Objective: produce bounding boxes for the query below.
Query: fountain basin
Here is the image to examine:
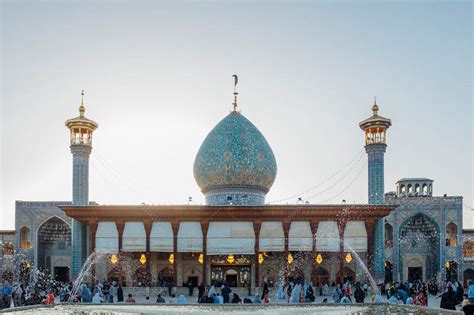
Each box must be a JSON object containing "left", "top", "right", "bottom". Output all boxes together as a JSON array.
[{"left": 0, "top": 303, "right": 462, "bottom": 314}]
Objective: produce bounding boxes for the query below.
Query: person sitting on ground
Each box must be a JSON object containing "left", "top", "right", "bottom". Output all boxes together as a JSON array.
[
  {"left": 125, "top": 293, "right": 136, "bottom": 303},
  {"left": 243, "top": 298, "right": 253, "bottom": 303},
  {"left": 254, "top": 295, "right": 262, "bottom": 304},
  {"left": 213, "top": 293, "right": 223, "bottom": 304},
  {"left": 43, "top": 290, "right": 55, "bottom": 305},
  {"left": 231, "top": 293, "right": 241, "bottom": 304},
  {"left": 405, "top": 292, "right": 415, "bottom": 305},
  {"left": 143, "top": 296, "right": 153, "bottom": 304},
  {"left": 91, "top": 292, "right": 103, "bottom": 304},
  {"left": 388, "top": 288, "right": 398, "bottom": 304},
  {"left": 372, "top": 294, "right": 383, "bottom": 304},
  {"left": 156, "top": 293, "right": 165, "bottom": 303},
  {"left": 178, "top": 294, "right": 187, "bottom": 304},
  {"left": 468, "top": 280, "right": 474, "bottom": 299},
  {"left": 415, "top": 290, "right": 427, "bottom": 306}
]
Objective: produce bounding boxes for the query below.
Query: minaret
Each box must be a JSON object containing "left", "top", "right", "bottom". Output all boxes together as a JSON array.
[
  {"left": 359, "top": 98, "right": 391, "bottom": 283},
  {"left": 65, "top": 91, "right": 98, "bottom": 279}
]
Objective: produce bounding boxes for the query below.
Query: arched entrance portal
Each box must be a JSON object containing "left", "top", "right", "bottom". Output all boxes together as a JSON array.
[
  {"left": 399, "top": 213, "right": 439, "bottom": 282},
  {"left": 37, "top": 217, "right": 71, "bottom": 282}
]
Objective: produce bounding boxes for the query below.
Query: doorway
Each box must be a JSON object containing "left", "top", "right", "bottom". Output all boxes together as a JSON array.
[
  {"left": 408, "top": 267, "right": 422, "bottom": 282},
  {"left": 225, "top": 269, "right": 238, "bottom": 287},
  {"left": 54, "top": 266, "right": 70, "bottom": 283},
  {"left": 211, "top": 265, "right": 250, "bottom": 287}
]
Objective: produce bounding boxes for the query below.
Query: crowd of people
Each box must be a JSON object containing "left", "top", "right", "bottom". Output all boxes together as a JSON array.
[{"left": 2, "top": 277, "right": 474, "bottom": 313}]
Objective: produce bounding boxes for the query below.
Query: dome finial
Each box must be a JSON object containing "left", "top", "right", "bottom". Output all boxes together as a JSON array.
[
  {"left": 372, "top": 96, "right": 379, "bottom": 115},
  {"left": 79, "top": 90, "right": 85, "bottom": 117},
  {"left": 232, "top": 74, "right": 238, "bottom": 111}
]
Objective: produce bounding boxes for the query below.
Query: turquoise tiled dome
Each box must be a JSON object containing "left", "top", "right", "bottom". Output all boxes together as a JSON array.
[{"left": 193, "top": 111, "right": 277, "bottom": 202}]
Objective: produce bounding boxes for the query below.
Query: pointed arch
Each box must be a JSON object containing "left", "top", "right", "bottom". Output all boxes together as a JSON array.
[
  {"left": 385, "top": 222, "right": 393, "bottom": 248},
  {"left": 19, "top": 226, "right": 31, "bottom": 249},
  {"left": 446, "top": 222, "right": 458, "bottom": 246},
  {"left": 36, "top": 216, "right": 72, "bottom": 279},
  {"left": 399, "top": 212, "right": 440, "bottom": 281}
]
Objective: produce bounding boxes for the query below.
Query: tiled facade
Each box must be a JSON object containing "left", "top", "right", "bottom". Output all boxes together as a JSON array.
[
  {"left": 71, "top": 144, "right": 92, "bottom": 279},
  {"left": 15, "top": 201, "right": 73, "bottom": 276},
  {"left": 366, "top": 143, "right": 387, "bottom": 283},
  {"left": 384, "top": 189, "right": 463, "bottom": 283},
  {"left": 0, "top": 230, "right": 15, "bottom": 280},
  {"left": 11, "top": 100, "right": 467, "bottom": 288}
]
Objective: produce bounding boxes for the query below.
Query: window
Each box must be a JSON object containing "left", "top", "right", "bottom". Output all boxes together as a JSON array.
[
  {"left": 19, "top": 226, "right": 31, "bottom": 249},
  {"left": 385, "top": 223, "right": 393, "bottom": 248},
  {"left": 446, "top": 222, "right": 458, "bottom": 247},
  {"left": 463, "top": 241, "right": 474, "bottom": 258}
]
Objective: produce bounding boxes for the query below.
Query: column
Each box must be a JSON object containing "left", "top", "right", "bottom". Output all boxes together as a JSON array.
[
  {"left": 366, "top": 143, "right": 387, "bottom": 283},
  {"left": 144, "top": 220, "right": 152, "bottom": 282},
  {"left": 337, "top": 219, "right": 347, "bottom": 282},
  {"left": 171, "top": 220, "right": 179, "bottom": 287},
  {"left": 70, "top": 145, "right": 92, "bottom": 279},
  {"left": 393, "top": 211, "right": 399, "bottom": 282},
  {"left": 253, "top": 220, "right": 262, "bottom": 289},
  {"left": 310, "top": 220, "right": 319, "bottom": 284},
  {"left": 201, "top": 220, "right": 209, "bottom": 285},
  {"left": 89, "top": 220, "right": 98, "bottom": 278},
  {"left": 365, "top": 219, "right": 375, "bottom": 273},
  {"left": 283, "top": 220, "right": 291, "bottom": 283},
  {"left": 116, "top": 220, "right": 124, "bottom": 286}
]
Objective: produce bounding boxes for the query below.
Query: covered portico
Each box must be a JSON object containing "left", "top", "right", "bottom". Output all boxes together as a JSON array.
[{"left": 61, "top": 204, "right": 396, "bottom": 288}]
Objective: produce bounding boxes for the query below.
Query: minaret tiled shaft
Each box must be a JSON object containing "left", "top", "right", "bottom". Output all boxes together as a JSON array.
[
  {"left": 366, "top": 143, "right": 386, "bottom": 283},
  {"left": 71, "top": 145, "right": 91, "bottom": 279}
]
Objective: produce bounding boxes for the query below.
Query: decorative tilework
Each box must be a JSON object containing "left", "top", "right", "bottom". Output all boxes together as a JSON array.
[
  {"left": 71, "top": 144, "right": 92, "bottom": 279},
  {"left": 193, "top": 112, "right": 277, "bottom": 205},
  {"left": 366, "top": 143, "right": 387, "bottom": 283}
]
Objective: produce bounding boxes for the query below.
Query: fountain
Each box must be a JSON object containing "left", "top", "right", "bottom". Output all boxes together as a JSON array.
[
  {"left": 342, "top": 241, "right": 381, "bottom": 297},
  {"left": 0, "top": 228, "right": 458, "bottom": 314},
  {"left": 0, "top": 243, "right": 459, "bottom": 314}
]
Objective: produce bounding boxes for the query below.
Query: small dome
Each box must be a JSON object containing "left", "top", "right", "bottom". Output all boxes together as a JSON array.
[{"left": 193, "top": 111, "right": 277, "bottom": 204}]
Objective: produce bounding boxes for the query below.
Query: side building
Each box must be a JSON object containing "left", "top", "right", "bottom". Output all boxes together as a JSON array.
[
  {"left": 15, "top": 201, "right": 73, "bottom": 282},
  {"left": 0, "top": 230, "right": 15, "bottom": 282},
  {"left": 384, "top": 178, "right": 463, "bottom": 283}
]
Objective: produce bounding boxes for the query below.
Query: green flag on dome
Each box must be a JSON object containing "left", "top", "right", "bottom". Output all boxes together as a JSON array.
[{"left": 232, "top": 74, "right": 238, "bottom": 88}]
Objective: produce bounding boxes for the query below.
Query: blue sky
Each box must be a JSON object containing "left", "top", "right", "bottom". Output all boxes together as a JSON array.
[{"left": 1, "top": 0, "right": 472, "bottom": 229}]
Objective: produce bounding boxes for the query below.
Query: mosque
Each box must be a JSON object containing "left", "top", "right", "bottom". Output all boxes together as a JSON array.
[{"left": 12, "top": 85, "right": 465, "bottom": 290}]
